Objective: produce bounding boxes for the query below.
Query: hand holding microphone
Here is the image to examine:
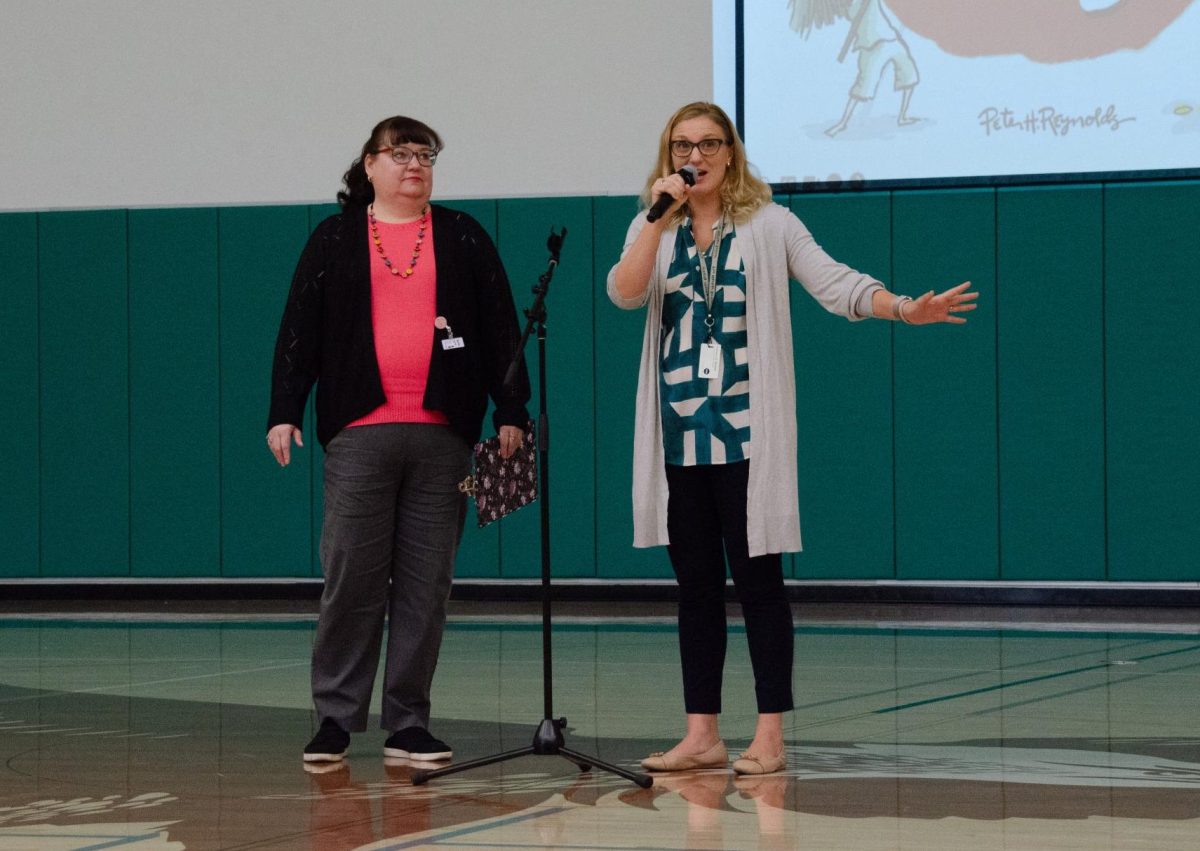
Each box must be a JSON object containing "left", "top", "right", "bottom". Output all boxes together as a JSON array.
[{"left": 646, "top": 165, "right": 697, "bottom": 223}]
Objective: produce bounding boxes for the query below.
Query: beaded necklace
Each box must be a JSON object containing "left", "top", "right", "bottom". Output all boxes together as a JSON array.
[{"left": 369, "top": 203, "right": 428, "bottom": 278}]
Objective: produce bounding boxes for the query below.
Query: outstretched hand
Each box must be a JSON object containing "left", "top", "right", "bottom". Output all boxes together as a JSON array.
[{"left": 904, "top": 281, "right": 978, "bottom": 325}]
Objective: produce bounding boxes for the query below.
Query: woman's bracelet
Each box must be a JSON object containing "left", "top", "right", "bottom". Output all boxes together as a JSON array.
[{"left": 892, "top": 295, "right": 914, "bottom": 324}]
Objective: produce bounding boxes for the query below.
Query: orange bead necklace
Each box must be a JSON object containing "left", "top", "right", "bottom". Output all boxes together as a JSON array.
[{"left": 369, "top": 204, "right": 428, "bottom": 278}]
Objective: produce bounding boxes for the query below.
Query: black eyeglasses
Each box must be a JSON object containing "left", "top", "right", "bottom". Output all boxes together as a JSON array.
[
  {"left": 375, "top": 146, "right": 439, "bottom": 167},
  {"left": 670, "top": 138, "right": 727, "bottom": 158}
]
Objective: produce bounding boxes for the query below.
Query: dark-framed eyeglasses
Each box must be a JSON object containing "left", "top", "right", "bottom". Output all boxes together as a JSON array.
[
  {"left": 375, "top": 146, "right": 439, "bottom": 167},
  {"left": 670, "top": 138, "right": 727, "bottom": 158}
]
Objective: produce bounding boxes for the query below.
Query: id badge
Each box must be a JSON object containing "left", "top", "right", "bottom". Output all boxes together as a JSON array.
[
  {"left": 698, "top": 340, "right": 721, "bottom": 380},
  {"left": 435, "top": 316, "right": 463, "bottom": 350}
]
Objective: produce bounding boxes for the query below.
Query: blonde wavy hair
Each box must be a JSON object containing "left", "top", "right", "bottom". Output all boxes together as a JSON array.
[{"left": 640, "top": 102, "right": 773, "bottom": 227}]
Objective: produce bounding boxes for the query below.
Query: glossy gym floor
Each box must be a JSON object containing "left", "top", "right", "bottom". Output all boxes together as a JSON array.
[{"left": 1, "top": 600, "right": 1198, "bottom": 850}]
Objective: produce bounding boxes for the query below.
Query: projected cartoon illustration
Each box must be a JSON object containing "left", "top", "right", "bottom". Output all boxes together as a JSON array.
[
  {"left": 883, "top": 0, "right": 1192, "bottom": 64},
  {"left": 741, "top": 0, "right": 1200, "bottom": 185},
  {"left": 782, "top": 0, "right": 1195, "bottom": 157},
  {"left": 788, "top": 0, "right": 920, "bottom": 138}
]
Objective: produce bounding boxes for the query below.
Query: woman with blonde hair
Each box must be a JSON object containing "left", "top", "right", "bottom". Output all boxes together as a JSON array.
[{"left": 608, "top": 101, "right": 975, "bottom": 775}]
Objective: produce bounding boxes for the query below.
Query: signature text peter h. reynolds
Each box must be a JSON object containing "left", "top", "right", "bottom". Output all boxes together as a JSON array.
[{"left": 978, "top": 105, "right": 1135, "bottom": 137}]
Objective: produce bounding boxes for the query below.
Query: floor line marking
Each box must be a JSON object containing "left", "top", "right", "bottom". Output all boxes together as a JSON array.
[
  {"left": 0, "top": 660, "right": 309, "bottom": 706},
  {"left": 792, "top": 637, "right": 1161, "bottom": 712},
  {"left": 77, "top": 833, "right": 165, "bottom": 851},
  {"left": 0, "top": 831, "right": 164, "bottom": 851},
  {"left": 966, "top": 657, "right": 1200, "bottom": 716},
  {"left": 8, "top": 726, "right": 93, "bottom": 734},
  {"left": 374, "top": 806, "right": 571, "bottom": 849},
  {"left": 875, "top": 644, "right": 1200, "bottom": 714}
]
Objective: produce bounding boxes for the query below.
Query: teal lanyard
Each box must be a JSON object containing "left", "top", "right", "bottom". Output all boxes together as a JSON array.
[{"left": 695, "top": 217, "right": 725, "bottom": 344}]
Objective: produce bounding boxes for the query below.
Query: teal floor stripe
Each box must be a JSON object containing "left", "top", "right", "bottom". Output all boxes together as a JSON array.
[
  {"left": 794, "top": 637, "right": 1157, "bottom": 712},
  {"left": 876, "top": 643, "right": 1200, "bottom": 715},
  {"left": 377, "top": 806, "right": 570, "bottom": 849},
  {"left": 968, "top": 658, "right": 1200, "bottom": 716}
]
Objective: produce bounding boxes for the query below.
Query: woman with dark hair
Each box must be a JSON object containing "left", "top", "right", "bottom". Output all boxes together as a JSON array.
[
  {"left": 268, "top": 116, "right": 530, "bottom": 764},
  {"left": 609, "top": 102, "right": 975, "bottom": 775}
]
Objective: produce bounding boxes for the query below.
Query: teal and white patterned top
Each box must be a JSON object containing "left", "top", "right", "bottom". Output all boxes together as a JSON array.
[{"left": 659, "top": 218, "right": 750, "bottom": 465}]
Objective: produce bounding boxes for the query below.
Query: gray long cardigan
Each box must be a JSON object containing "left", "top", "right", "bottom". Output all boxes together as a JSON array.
[{"left": 606, "top": 202, "right": 883, "bottom": 557}]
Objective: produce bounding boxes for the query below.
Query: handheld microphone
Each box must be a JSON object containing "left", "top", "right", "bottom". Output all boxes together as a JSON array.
[{"left": 645, "top": 165, "right": 697, "bottom": 223}]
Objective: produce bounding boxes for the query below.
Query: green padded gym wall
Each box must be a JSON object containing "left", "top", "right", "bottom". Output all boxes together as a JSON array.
[
  {"left": 789, "top": 192, "right": 894, "bottom": 580},
  {"left": 2, "top": 180, "right": 1197, "bottom": 582},
  {"left": 128, "top": 208, "right": 221, "bottom": 577},
  {"left": 1105, "top": 182, "right": 1200, "bottom": 581},
  {"left": 39, "top": 210, "right": 130, "bottom": 577},
  {"left": 996, "top": 186, "right": 1105, "bottom": 581},
  {"left": 218, "top": 206, "right": 312, "bottom": 577},
  {"left": 0, "top": 213, "right": 39, "bottom": 577},
  {"left": 592, "top": 195, "right": 673, "bottom": 580}
]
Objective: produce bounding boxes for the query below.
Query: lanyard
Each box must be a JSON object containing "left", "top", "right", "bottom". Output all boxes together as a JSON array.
[{"left": 695, "top": 217, "right": 725, "bottom": 343}]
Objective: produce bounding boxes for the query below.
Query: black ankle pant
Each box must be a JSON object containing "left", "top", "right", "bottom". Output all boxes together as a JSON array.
[{"left": 665, "top": 461, "right": 795, "bottom": 715}]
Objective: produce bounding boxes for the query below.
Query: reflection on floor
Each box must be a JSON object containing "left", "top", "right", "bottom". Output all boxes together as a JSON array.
[{"left": 1, "top": 604, "right": 1198, "bottom": 850}]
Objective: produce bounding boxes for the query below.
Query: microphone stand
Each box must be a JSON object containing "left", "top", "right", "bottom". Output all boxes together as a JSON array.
[{"left": 411, "top": 227, "right": 651, "bottom": 789}]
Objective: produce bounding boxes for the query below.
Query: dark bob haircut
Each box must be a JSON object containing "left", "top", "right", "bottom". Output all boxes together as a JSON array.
[{"left": 337, "top": 116, "right": 444, "bottom": 209}]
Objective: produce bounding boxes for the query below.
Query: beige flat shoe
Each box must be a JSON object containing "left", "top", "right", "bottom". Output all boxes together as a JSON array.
[
  {"left": 731, "top": 749, "right": 786, "bottom": 775},
  {"left": 640, "top": 740, "right": 728, "bottom": 772}
]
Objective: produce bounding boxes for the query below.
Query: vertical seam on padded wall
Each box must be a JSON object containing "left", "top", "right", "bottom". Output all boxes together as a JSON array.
[
  {"left": 126, "top": 210, "right": 133, "bottom": 576},
  {"left": 35, "top": 214, "right": 43, "bottom": 577},
  {"left": 590, "top": 198, "right": 599, "bottom": 579},
  {"left": 993, "top": 189, "right": 1002, "bottom": 580},
  {"left": 1100, "top": 184, "right": 1109, "bottom": 579},
  {"left": 310, "top": 209, "right": 322, "bottom": 577},
  {"left": 494, "top": 201, "right": 504, "bottom": 578},
  {"left": 216, "top": 209, "right": 224, "bottom": 577},
  {"left": 889, "top": 190, "right": 898, "bottom": 579}
]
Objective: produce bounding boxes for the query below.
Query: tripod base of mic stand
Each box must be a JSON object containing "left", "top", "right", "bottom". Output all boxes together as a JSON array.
[{"left": 410, "top": 718, "right": 652, "bottom": 788}]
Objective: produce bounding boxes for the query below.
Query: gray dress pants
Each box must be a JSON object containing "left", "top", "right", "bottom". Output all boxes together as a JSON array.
[{"left": 312, "top": 423, "right": 470, "bottom": 733}]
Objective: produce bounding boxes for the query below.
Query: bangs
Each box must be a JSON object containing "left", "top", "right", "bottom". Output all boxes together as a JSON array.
[
  {"left": 383, "top": 130, "right": 440, "bottom": 150},
  {"left": 376, "top": 116, "right": 443, "bottom": 152}
]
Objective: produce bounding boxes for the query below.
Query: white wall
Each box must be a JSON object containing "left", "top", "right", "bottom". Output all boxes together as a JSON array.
[{"left": 0, "top": 1, "right": 712, "bottom": 211}]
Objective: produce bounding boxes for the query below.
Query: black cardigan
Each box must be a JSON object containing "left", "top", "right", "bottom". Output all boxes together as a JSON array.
[{"left": 268, "top": 204, "right": 531, "bottom": 447}]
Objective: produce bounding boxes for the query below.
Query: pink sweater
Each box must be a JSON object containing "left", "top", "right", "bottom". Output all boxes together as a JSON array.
[{"left": 348, "top": 216, "right": 449, "bottom": 428}]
